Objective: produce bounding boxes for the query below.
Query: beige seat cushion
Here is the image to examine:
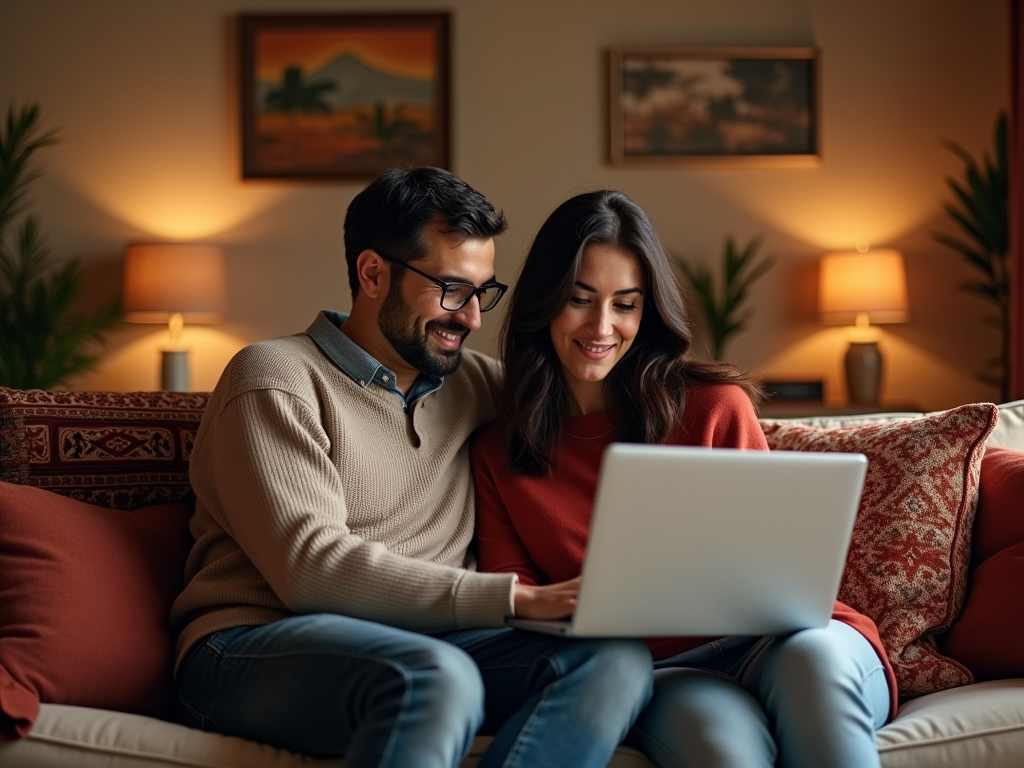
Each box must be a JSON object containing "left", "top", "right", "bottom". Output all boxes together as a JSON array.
[
  {"left": 877, "top": 679, "right": 1024, "bottom": 767},
  {"left": 4, "top": 682, "right": 1024, "bottom": 768},
  {"left": 0, "top": 704, "right": 653, "bottom": 768}
]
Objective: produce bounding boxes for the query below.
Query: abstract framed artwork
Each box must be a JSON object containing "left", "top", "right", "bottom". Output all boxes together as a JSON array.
[
  {"left": 240, "top": 13, "right": 450, "bottom": 180},
  {"left": 608, "top": 46, "right": 819, "bottom": 167}
]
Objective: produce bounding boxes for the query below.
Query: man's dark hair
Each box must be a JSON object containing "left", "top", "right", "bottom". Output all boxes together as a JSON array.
[{"left": 343, "top": 166, "right": 508, "bottom": 299}]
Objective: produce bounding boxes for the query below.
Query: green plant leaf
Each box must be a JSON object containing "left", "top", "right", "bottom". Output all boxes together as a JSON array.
[
  {"left": 935, "top": 111, "right": 1009, "bottom": 399},
  {"left": 674, "top": 235, "right": 773, "bottom": 360},
  {"left": 0, "top": 103, "right": 119, "bottom": 390}
]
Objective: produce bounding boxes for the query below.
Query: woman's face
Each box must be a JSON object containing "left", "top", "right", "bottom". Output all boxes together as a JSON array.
[{"left": 549, "top": 243, "right": 645, "bottom": 415}]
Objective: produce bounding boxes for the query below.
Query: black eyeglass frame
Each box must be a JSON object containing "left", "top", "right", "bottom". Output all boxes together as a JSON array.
[{"left": 377, "top": 252, "right": 508, "bottom": 312}]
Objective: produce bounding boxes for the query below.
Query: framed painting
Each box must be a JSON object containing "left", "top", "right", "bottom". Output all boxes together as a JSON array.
[
  {"left": 608, "top": 46, "right": 819, "bottom": 167},
  {"left": 240, "top": 13, "right": 450, "bottom": 180}
]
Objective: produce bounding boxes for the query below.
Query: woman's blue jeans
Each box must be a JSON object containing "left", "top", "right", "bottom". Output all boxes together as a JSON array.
[
  {"left": 175, "top": 614, "right": 652, "bottom": 768},
  {"left": 626, "top": 620, "right": 891, "bottom": 768}
]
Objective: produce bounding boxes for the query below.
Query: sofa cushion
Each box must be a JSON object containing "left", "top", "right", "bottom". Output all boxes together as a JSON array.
[
  {"left": 760, "top": 403, "right": 996, "bottom": 699},
  {"left": 0, "top": 704, "right": 655, "bottom": 768},
  {"left": 6, "top": 685, "right": 1024, "bottom": 768},
  {"left": 942, "top": 447, "right": 1024, "bottom": 680},
  {"left": 0, "top": 387, "right": 209, "bottom": 511},
  {"left": 968, "top": 446, "right": 1024, "bottom": 565},
  {"left": 875, "top": 679, "right": 1024, "bottom": 768},
  {"left": 988, "top": 398, "right": 1024, "bottom": 450},
  {"left": 0, "top": 481, "right": 192, "bottom": 740}
]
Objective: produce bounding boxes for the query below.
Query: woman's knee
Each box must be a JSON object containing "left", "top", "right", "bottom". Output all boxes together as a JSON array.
[{"left": 760, "top": 621, "right": 876, "bottom": 685}]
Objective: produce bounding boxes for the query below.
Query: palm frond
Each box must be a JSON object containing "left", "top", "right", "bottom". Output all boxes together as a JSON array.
[
  {"left": 935, "top": 111, "right": 1009, "bottom": 399},
  {"left": 674, "top": 235, "right": 774, "bottom": 360},
  {"left": 0, "top": 103, "right": 119, "bottom": 389}
]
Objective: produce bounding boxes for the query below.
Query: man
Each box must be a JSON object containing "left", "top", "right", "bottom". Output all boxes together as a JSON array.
[{"left": 170, "top": 167, "right": 652, "bottom": 768}]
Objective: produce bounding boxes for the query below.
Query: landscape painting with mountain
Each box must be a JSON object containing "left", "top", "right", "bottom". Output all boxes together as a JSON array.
[{"left": 241, "top": 13, "right": 450, "bottom": 179}]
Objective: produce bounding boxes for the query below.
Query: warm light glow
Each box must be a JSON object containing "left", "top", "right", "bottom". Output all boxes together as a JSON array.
[
  {"left": 818, "top": 249, "right": 909, "bottom": 325},
  {"left": 67, "top": 326, "right": 246, "bottom": 393},
  {"left": 123, "top": 243, "right": 227, "bottom": 324},
  {"left": 59, "top": 160, "right": 289, "bottom": 241},
  {"left": 708, "top": 174, "right": 936, "bottom": 250}
]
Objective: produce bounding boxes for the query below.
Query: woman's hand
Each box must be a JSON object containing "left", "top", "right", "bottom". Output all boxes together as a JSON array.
[{"left": 513, "top": 577, "right": 581, "bottom": 620}]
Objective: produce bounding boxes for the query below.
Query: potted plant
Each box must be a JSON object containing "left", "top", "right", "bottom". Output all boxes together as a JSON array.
[
  {"left": 0, "top": 103, "right": 120, "bottom": 389},
  {"left": 934, "top": 112, "right": 1008, "bottom": 401},
  {"left": 674, "top": 235, "right": 775, "bottom": 361}
]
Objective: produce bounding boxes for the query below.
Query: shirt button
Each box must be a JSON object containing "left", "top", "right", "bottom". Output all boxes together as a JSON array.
[{"left": 382, "top": 374, "right": 390, "bottom": 382}]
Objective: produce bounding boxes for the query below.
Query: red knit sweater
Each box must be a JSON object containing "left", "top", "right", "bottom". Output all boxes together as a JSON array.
[{"left": 472, "top": 382, "right": 898, "bottom": 718}]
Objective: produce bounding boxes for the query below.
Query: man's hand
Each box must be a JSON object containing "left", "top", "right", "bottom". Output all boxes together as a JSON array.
[{"left": 513, "top": 577, "right": 581, "bottom": 620}]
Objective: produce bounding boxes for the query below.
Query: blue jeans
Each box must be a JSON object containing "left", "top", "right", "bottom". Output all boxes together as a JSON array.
[
  {"left": 626, "top": 621, "right": 890, "bottom": 768},
  {"left": 175, "top": 614, "right": 652, "bottom": 768}
]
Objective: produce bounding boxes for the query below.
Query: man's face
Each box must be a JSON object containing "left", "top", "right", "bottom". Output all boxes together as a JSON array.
[{"left": 377, "top": 224, "right": 497, "bottom": 378}]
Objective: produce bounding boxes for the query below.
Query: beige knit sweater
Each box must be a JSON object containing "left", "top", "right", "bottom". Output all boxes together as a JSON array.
[{"left": 170, "top": 330, "right": 517, "bottom": 671}]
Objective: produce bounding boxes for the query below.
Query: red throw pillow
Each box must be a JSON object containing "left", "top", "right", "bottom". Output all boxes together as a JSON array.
[
  {"left": 943, "top": 542, "right": 1024, "bottom": 680},
  {"left": 968, "top": 447, "right": 1024, "bottom": 565},
  {"left": 760, "top": 403, "right": 996, "bottom": 699},
  {"left": 942, "top": 447, "right": 1024, "bottom": 680},
  {"left": 0, "top": 481, "right": 192, "bottom": 740}
]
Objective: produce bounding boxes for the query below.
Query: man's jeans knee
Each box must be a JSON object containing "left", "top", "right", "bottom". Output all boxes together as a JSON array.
[
  {"left": 443, "top": 628, "right": 652, "bottom": 768},
  {"left": 175, "top": 615, "right": 484, "bottom": 768}
]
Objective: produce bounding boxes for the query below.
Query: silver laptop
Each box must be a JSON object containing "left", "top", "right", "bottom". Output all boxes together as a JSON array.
[{"left": 507, "top": 444, "right": 867, "bottom": 638}]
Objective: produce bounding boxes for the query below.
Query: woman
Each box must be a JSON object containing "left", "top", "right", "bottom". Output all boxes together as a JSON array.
[{"left": 471, "top": 190, "right": 897, "bottom": 768}]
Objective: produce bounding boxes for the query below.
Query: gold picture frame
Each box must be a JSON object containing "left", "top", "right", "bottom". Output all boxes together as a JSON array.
[
  {"left": 240, "top": 13, "right": 450, "bottom": 180},
  {"left": 608, "top": 46, "right": 819, "bottom": 167}
]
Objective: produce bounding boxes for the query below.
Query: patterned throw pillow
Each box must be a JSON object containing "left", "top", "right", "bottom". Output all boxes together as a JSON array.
[
  {"left": 760, "top": 403, "right": 997, "bottom": 699},
  {"left": 0, "top": 387, "right": 209, "bottom": 510}
]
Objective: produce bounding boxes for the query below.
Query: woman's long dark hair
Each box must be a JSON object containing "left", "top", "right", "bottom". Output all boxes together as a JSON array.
[{"left": 497, "top": 190, "right": 763, "bottom": 475}]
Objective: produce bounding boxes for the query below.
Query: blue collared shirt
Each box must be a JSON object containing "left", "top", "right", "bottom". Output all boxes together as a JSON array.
[{"left": 306, "top": 310, "right": 443, "bottom": 410}]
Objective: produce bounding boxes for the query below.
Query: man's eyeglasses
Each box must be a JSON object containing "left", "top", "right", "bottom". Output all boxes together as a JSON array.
[{"left": 378, "top": 253, "right": 508, "bottom": 312}]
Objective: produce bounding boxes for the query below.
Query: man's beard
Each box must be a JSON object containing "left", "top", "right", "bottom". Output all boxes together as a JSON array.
[{"left": 377, "top": 285, "right": 469, "bottom": 378}]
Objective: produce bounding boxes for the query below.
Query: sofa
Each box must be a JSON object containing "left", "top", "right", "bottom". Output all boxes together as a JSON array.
[{"left": 1, "top": 385, "right": 1023, "bottom": 768}]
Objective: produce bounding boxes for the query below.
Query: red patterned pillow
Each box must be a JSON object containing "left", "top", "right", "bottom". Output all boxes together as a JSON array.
[
  {"left": 760, "top": 403, "right": 997, "bottom": 698},
  {"left": 0, "top": 481, "right": 192, "bottom": 740},
  {"left": 0, "top": 387, "right": 208, "bottom": 510}
]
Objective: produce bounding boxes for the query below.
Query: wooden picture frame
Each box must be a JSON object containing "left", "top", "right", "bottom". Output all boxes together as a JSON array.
[
  {"left": 608, "top": 46, "right": 819, "bottom": 167},
  {"left": 240, "top": 13, "right": 450, "bottom": 180}
]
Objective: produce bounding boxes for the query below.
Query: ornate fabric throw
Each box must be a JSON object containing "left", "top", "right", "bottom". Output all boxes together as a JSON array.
[
  {"left": 0, "top": 387, "right": 209, "bottom": 510},
  {"left": 760, "top": 403, "right": 997, "bottom": 699}
]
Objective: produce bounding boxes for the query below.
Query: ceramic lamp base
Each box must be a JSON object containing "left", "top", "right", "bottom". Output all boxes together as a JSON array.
[
  {"left": 161, "top": 350, "right": 189, "bottom": 392},
  {"left": 845, "top": 341, "right": 882, "bottom": 405}
]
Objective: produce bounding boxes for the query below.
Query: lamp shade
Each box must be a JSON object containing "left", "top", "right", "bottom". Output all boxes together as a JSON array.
[
  {"left": 818, "top": 248, "right": 909, "bottom": 325},
  {"left": 123, "top": 243, "right": 226, "bottom": 323}
]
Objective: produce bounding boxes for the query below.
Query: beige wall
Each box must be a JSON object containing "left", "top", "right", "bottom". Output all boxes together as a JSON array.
[{"left": 0, "top": 0, "right": 1009, "bottom": 409}]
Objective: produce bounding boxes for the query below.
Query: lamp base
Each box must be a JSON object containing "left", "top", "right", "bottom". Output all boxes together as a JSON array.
[
  {"left": 161, "top": 350, "right": 189, "bottom": 392},
  {"left": 845, "top": 341, "right": 882, "bottom": 405}
]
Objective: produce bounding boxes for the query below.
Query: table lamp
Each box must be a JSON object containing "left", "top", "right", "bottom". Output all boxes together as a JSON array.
[
  {"left": 122, "top": 242, "right": 226, "bottom": 391},
  {"left": 818, "top": 248, "right": 909, "bottom": 405}
]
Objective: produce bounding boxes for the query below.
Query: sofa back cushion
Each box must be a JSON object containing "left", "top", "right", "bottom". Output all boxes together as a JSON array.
[
  {"left": 988, "top": 399, "right": 1024, "bottom": 449},
  {"left": 0, "top": 387, "right": 208, "bottom": 739},
  {"left": 942, "top": 447, "right": 1024, "bottom": 680},
  {"left": 0, "top": 482, "right": 192, "bottom": 740},
  {"left": 760, "top": 403, "right": 997, "bottom": 699},
  {"left": 0, "top": 387, "right": 209, "bottom": 510}
]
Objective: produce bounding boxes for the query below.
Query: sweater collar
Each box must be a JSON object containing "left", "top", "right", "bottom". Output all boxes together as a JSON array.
[{"left": 306, "top": 310, "right": 443, "bottom": 407}]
